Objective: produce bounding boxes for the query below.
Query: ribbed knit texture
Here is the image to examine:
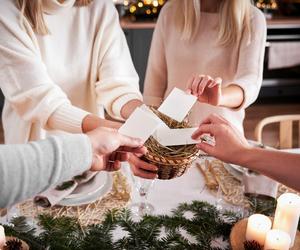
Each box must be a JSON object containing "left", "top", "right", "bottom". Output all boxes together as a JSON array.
[{"left": 0, "top": 0, "right": 142, "bottom": 143}]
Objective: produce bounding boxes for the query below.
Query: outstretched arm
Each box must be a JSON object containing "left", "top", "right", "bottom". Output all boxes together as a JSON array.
[
  {"left": 0, "top": 135, "right": 91, "bottom": 208},
  {"left": 0, "top": 128, "right": 146, "bottom": 208},
  {"left": 192, "top": 114, "right": 300, "bottom": 192}
]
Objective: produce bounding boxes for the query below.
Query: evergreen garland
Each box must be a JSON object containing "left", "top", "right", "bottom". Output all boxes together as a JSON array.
[
  {"left": 1, "top": 201, "right": 299, "bottom": 250},
  {"left": 1, "top": 201, "right": 238, "bottom": 250}
]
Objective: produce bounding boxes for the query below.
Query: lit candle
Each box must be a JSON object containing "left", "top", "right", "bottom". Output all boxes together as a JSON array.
[
  {"left": 0, "top": 225, "right": 5, "bottom": 249},
  {"left": 246, "top": 214, "right": 272, "bottom": 246},
  {"left": 264, "top": 229, "right": 291, "bottom": 250},
  {"left": 272, "top": 193, "right": 300, "bottom": 248}
]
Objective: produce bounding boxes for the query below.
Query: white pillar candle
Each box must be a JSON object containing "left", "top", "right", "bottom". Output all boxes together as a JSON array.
[
  {"left": 273, "top": 193, "right": 300, "bottom": 248},
  {"left": 0, "top": 225, "right": 5, "bottom": 249},
  {"left": 246, "top": 214, "right": 272, "bottom": 246},
  {"left": 264, "top": 229, "right": 291, "bottom": 250}
]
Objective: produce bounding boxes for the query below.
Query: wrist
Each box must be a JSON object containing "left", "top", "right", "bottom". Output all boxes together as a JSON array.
[
  {"left": 238, "top": 146, "right": 258, "bottom": 167},
  {"left": 219, "top": 85, "right": 244, "bottom": 108},
  {"left": 86, "top": 132, "right": 105, "bottom": 172},
  {"left": 82, "top": 114, "right": 102, "bottom": 133},
  {"left": 121, "top": 99, "right": 143, "bottom": 119},
  {"left": 82, "top": 114, "right": 122, "bottom": 133}
]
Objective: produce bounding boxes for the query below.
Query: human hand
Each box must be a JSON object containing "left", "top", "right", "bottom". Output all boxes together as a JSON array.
[
  {"left": 191, "top": 114, "right": 251, "bottom": 165},
  {"left": 187, "top": 75, "right": 223, "bottom": 106},
  {"left": 86, "top": 127, "right": 147, "bottom": 172},
  {"left": 129, "top": 154, "right": 158, "bottom": 179}
]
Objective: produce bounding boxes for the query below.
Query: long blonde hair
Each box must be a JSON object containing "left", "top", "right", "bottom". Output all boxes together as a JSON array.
[
  {"left": 17, "top": 0, "right": 93, "bottom": 35},
  {"left": 173, "top": 0, "right": 252, "bottom": 46}
]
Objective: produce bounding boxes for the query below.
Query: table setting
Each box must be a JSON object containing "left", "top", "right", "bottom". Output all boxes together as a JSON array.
[{"left": 0, "top": 88, "right": 299, "bottom": 250}]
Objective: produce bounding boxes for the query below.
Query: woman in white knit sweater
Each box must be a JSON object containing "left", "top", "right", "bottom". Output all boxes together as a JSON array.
[
  {"left": 0, "top": 0, "right": 157, "bottom": 179},
  {"left": 144, "top": 0, "right": 267, "bottom": 133}
]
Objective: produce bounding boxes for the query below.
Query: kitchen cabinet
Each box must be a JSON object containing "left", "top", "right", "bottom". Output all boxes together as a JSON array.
[{"left": 123, "top": 28, "right": 154, "bottom": 92}]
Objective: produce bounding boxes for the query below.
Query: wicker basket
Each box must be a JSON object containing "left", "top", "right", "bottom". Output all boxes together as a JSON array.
[{"left": 143, "top": 108, "right": 200, "bottom": 180}]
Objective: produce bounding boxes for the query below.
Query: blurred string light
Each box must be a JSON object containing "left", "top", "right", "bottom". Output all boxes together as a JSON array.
[
  {"left": 255, "top": 0, "right": 278, "bottom": 10},
  {"left": 125, "top": 0, "right": 166, "bottom": 16}
]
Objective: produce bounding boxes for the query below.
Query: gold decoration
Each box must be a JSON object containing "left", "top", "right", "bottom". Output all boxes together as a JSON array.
[
  {"left": 199, "top": 159, "right": 300, "bottom": 207},
  {"left": 198, "top": 159, "right": 248, "bottom": 206}
]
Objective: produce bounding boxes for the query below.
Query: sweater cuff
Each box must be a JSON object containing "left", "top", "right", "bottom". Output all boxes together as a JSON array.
[
  {"left": 47, "top": 104, "right": 90, "bottom": 133},
  {"left": 230, "top": 79, "right": 258, "bottom": 111},
  {"left": 111, "top": 93, "right": 143, "bottom": 120},
  {"left": 229, "top": 83, "right": 247, "bottom": 111}
]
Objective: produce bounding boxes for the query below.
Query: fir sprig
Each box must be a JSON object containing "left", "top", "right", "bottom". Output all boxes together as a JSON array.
[
  {"left": 1, "top": 200, "right": 298, "bottom": 250},
  {"left": 247, "top": 195, "right": 276, "bottom": 216},
  {"left": 38, "top": 214, "right": 83, "bottom": 250}
]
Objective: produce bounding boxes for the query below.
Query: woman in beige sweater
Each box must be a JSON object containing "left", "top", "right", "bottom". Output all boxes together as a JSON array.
[
  {"left": 0, "top": 0, "right": 156, "bottom": 179},
  {"left": 144, "top": 0, "right": 266, "bottom": 133}
]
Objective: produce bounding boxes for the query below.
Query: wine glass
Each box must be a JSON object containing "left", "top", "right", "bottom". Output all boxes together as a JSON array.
[
  {"left": 129, "top": 175, "right": 155, "bottom": 218},
  {"left": 215, "top": 178, "right": 247, "bottom": 218}
]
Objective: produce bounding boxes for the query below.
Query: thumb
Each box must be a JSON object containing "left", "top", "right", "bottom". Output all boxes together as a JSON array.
[
  {"left": 90, "top": 154, "right": 105, "bottom": 171},
  {"left": 197, "top": 141, "right": 215, "bottom": 156},
  {"left": 118, "top": 134, "right": 143, "bottom": 148},
  {"left": 215, "top": 77, "right": 222, "bottom": 85}
]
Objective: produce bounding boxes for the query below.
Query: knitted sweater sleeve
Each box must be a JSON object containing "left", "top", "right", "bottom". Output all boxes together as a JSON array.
[{"left": 0, "top": 134, "right": 92, "bottom": 208}]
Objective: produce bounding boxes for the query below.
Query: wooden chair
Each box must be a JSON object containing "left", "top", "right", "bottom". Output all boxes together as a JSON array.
[{"left": 254, "top": 115, "right": 300, "bottom": 149}]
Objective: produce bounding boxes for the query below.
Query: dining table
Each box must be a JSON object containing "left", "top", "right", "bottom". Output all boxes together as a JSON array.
[{"left": 0, "top": 148, "right": 299, "bottom": 249}]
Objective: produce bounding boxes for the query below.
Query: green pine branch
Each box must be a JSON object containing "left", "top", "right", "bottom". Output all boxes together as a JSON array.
[{"left": 2, "top": 200, "right": 298, "bottom": 250}]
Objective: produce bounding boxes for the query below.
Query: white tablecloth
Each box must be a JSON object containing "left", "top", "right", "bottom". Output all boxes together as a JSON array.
[
  {"left": 125, "top": 148, "right": 300, "bottom": 215},
  {"left": 123, "top": 158, "right": 219, "bottom": 215}
]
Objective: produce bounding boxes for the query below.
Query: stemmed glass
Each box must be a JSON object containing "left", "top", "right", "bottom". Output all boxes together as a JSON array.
[
  {"left": 126, "top": 96, "right": 159, "bottom": 218},
  {"left": 215, "top": 182, "right": 247, "bottom": 218},
  {"left": 130, "top": 175, "right": 155, "bottom": 218}
]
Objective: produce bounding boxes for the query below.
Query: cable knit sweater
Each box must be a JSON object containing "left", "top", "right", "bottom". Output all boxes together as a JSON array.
[
  {"left": 0, "top": 0, "right": 142, "bottom": 143},
  {"left": 144, "top": 3, "right": 266, "bottom": 133}
]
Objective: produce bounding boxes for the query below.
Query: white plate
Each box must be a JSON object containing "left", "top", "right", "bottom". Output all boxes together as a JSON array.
[
  {"left": 58, "top": 172, "right": 113, "bottom": 206},
  {"left": 67, "top": 172, "right": 106, "bottom": 199}
]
